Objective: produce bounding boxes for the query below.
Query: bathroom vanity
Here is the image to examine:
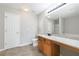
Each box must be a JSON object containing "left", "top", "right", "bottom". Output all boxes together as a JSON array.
[
  {"left": 37, "top": 34, "right": 79, "bottom": 56},
  {"left": 38, "top": 4, "right": 79, "bottom": 56},
  {"left": 38, "top": 35, "right": 60, "bottom": 56}
]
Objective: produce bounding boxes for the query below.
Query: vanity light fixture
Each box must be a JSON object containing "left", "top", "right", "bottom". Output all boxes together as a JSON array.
[{"left": 48, "top": 3, "right": 66, "bottom": 13}]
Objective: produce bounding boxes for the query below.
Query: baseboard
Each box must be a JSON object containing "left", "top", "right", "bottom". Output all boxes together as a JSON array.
[
  {"left": 19, "top": 42, "right": 32, "bottom": 47},
  {"left": 0, "top": 42, "right": 32, "bottom": 52},
  {"left": 0, "top": 49, "right": 6, "bottom": 52}
]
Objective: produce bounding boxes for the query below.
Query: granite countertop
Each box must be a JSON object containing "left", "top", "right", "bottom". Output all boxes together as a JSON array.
[{"left": 38, "top": 34, "right": 79, "bottom": 48}]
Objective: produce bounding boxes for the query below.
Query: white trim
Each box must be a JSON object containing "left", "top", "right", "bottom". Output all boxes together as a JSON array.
[
  {"left": 19, "top": 42, "right": 32, "bottom": 47},
  {"left": 0, "top": 42, "right": 32, "bottom": 52},
  {"left": 0, "top": 49, "right": 6, "bottom": 52}
]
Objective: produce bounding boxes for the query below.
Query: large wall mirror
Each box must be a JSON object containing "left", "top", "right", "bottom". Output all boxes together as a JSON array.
[{"left": 46, "top": 4, "right": 79, "bottom": 39}]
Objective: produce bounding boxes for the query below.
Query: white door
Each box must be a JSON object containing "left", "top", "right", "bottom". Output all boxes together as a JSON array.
[{"left": 4, "top": 12, "right": 20, "bottom": 49}]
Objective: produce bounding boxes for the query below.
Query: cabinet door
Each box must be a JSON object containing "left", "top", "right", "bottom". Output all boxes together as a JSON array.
[
  {"left": 53, "top": 44, "right": 60, "bottom": 56},
  {"left": 46, "top": 39, "right": 52, "bottom": 45},
  {"left": 38, "top": 37, "right": 44, "bottom": 52},
  {"left": 44, "top": 39, "right": 60, "bottom": 56},
  {"left": 38, "top": 40, "right": 42, "bottom": 51},
  {"left": 43, "top": 43, "right": 53, "bottom": 56}
]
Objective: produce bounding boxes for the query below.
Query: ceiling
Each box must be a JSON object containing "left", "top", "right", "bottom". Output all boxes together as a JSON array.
[
  {"left": 26, "top": 3, "right": 59, "bottom": 14},
  {"left": 0, "top": 3, "right": 62, "bottom": 15}
]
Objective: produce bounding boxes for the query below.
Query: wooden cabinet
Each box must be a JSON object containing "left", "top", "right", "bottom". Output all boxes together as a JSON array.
[
  {"left": 38, "top": 36, "right": 60, "bottom": 56},
  {"left": 38, "top": 36, "right": 43, "bottom": 52},
  {"left": 43, "top": 43, "right": 53, "bottom": 56}
]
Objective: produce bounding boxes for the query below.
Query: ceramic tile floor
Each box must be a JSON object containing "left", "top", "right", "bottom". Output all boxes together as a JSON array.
[{"left": 0, "top": 45, "right": 43, "bottom": 56}]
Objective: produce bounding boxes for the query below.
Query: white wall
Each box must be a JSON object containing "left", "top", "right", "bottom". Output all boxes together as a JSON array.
[
  {"left": 5, "top": 7, "right": 38, "bottom": 46},
  {"left": 20, "top": 11, "right": 38, "bottom": 45},
  {"left": 0, "top": 5, "right": 38, "bottom": 49},
  {"left": 38, "top": 13, "right": 46, "bottom": 34},
  {"left": 0, "top": 7, "right": 4, "bottom": 49},
  {"left": 38, "top": 12, "right": 53, "bottom": 34}
]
